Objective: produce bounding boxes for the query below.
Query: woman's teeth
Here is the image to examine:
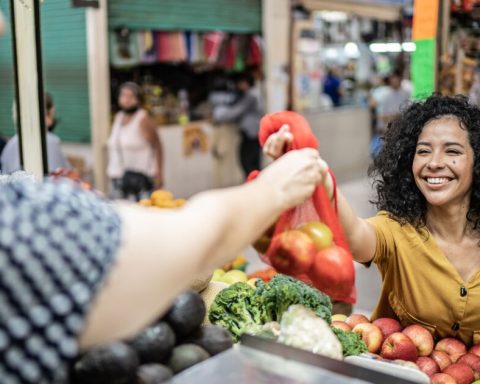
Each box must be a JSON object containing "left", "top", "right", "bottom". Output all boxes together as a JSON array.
[{"left": 427, "top": 177, "right": 450, "bottom": 184}]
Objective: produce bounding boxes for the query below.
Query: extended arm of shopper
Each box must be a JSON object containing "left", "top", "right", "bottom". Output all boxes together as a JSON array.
[
  {"left": 263, "top": 125, "right": 377, "bottom": 264},
  {"left": 79, "top": 148, "right": 323, "bottom": 348}
]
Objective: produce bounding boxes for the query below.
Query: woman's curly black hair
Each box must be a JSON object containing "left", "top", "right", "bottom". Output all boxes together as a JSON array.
[{"left": 368, "top": 94, "right": 480, "bottom": 230}]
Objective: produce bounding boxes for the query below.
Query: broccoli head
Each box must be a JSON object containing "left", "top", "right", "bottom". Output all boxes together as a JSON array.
[
  {"left": 257, "top": 275, "right": 332, "bottom": 324},
  {"left": 208, "top": 282, "right": 266, "bottom": 341}
]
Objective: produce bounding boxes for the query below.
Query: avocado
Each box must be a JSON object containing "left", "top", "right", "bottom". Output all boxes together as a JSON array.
[
  {"left": 130, "top": 322, "right": 176, "bottom": 363},
  {"left": 185, "top": 325, "right": 233, "bottom": 356},
  {"left": 167, "top": 344, "right": 209, "bottom": 373},
  {"left": 73, "top": 342, "right": 139, "bottom": 384},
  {"left": 136, "top": 363, "right": 173, "bottom": 384},
  {"left": 165, "top": 291, "right": 206, "bottom": 337}
]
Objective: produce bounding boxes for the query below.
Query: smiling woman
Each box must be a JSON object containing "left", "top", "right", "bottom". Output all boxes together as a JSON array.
[{"left": 263, "top": 94, "right": 480, "bottom": 346}]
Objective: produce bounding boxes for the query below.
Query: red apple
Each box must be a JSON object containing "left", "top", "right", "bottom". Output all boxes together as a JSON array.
[
  {"left": 352, "top": 323, "right": 384, "bottom": 354},
  {"left": 458, "top": 353, "right": 480, "bottom": 379},
  {"left": 470, "top": 344, "right": 480, "bottom": 358},
  {"left": 372, "top": 317, "right": 402, "bottom": 338},
  {"left": 402, "top": 324, "right": 434, "bottom": 357},
  {"left": 443, "top": 363, "right": 475, "bottom": 384},
  {"left": 431, "top": 350, "right": 452, "bottom": 371},
  {"left": 416, "top": 356, "right": 440, "bottom": 377},
  {"left": 331, "top": 321, "right": 352, "bottom": 332},
  {"left": 436, "top": 338, "right": 467, "bottom": 363},
  {"left": 380, "top": 332, "right": 418, "bottom": 362},
  {"left": 430, "top": 373, "right": 457, "bottom": 384},
  {"left": 345, "top": 314, "right": 370, "bottom": 329},
  {"left": 309, "top": 245, "right": 355, "bottom": 299},
  {"left": 266, "top": 230, "right": 316, "bottom": 275}
]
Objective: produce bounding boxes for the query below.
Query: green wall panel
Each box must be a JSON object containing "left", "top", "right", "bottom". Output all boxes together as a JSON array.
[
  {"left": 108, "top": 0, "right": 262, "bottom": 33},
  {"left": 0, "top": 0, "right": 91, "bottom": 143}
]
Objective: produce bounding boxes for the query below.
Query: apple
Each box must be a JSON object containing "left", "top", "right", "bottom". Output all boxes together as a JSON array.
[
  {"left": 458, "top": 353, "right": 480, "bottom": 379},
  {"left": 436, "top": 338, "right": 467, "bottom": 363},
  {"left": 443, "top": 363, "right": 475, "bottom": 384},
  {"left": 380, "top": 332, "right": 418, "bottom": 362},
  {"left": 372, "top": 318, "right": 402, "bottom": 338},
  {"left": 416, "top": 356, "right": 440, "bottom": 377},
  {"left": 431, "top": 350, "right": 452, "bottom": 371},
  {"left": 470, "top": 345, "right": 480, "bottom": 358},
  {"left": 297, "top": 221, "right": 333, "bottom": 250},
  {"left": 331, "top": 314, "right": 348, "bottom": 322},
  {"left": 309, "top": 245, "right": 355, "bottom": 299},
  {"left": 331, "top": 321, "right": 352, "bottom": 332},
  {"left": 402, "top": 324, "right": 434, "bottom": 357},
  {"left": 352, "top": 323, "right": 384, "bottom": 354},
  {"left": 345, "top": 314, "right": 370, "bottom": 329},
  {"left": 266, "top": 230, "right": 316, "bottom": 275},
  {"left": 430, "top": 373, "right": 457, "bottom": 384}
]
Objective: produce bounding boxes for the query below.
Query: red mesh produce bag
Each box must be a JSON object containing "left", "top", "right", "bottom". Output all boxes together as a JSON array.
[{"left": 250, "top": 111, "right": 356, "bottom": 304}]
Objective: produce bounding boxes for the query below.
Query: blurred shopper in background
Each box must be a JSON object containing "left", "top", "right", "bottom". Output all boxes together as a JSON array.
[
  {"left": 213, "top": 71, "right": 264, "bottom": 177},
  {"left": 323, "top": 66, "right": 344, "bottom": 107},
  {"left": 369, "top": 71, "right": 411, "bottom": 158},
  {"left": 1, "top": 93, "right": 70, "bottom": 173},
  {"left": 107, "top": 82, "right": 164, "bottom": 200}
]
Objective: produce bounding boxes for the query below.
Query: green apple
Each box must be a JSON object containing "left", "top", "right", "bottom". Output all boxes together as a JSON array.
[{"left": 298, "top": 221, "right": 333, "bottom": 250}]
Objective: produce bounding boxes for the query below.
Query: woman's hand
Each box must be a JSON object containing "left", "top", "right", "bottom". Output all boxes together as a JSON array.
[
  {"left": 263, "top": 124, "right": 294, "bottom": 160},
  {"left": 258, "top": 148, "right": 327, "bottom": 210}
]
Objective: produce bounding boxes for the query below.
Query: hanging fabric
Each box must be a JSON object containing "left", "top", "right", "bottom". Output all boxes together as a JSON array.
[
  {"left": 110, "top": 28, "right": 141, "bottom": 68},
  {"left": 248, "top": 34, "right": 263, "bottom": 66},
  {"left": 138, "top": 30, "right": 156, "bottom": 64},
  {"left": 203, "top": 32, "right": 225, "bottom": 63}
]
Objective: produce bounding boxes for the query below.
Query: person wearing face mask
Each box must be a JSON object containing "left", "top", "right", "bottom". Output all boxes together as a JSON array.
[
  {"left": 107, "top": 82, "right": 164, "bottom": 200},
  {"left": 1, "top": 93, "right": 71, "bottom": 174}
]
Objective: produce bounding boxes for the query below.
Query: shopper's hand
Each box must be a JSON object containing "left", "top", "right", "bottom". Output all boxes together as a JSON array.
[
  {"left": 258, "top": 148, "right": 329, "bottom": 210},
  {"left": 263, "top": 124, "right": 294, "bottom": 160}
]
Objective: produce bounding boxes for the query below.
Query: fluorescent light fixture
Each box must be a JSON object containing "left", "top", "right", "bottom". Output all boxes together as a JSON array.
[
  {"left": 317, "top": 11, "right": 348, "bottom": 22},
  {"left": 325, "top": 48, "right": 339, "bottom": 59},
  {"left": 344, "top": 42, "right": 360, "bottom": 58},
  {"left": 369, "top": 42, "right": 416, "bottom": 53},
  {"left": 370, "top": 43, "right": 387, "bottom": 53},
  {"left": 402, "top": 42, "right": 416, "bottom": 52}
]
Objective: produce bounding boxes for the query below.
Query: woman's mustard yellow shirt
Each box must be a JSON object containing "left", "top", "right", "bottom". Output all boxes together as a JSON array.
[{"left": 366, "top": 211, "right": 480, "bottom": 346}]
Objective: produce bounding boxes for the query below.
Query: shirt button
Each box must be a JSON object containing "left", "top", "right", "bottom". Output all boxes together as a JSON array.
[
  {"left": 460, "top": 286, "right": 468, "bottom": 297},
  {"left": 452, "top": 322, "right": 460, "bottom": 331}
]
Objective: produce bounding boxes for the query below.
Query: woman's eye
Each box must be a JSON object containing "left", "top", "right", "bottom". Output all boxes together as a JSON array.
[
  {"left": 416, "top": 149, "right": 429, "bottom": 154},
  {"left": 447, "top": 149, "right": 460, "bottom": 155}
]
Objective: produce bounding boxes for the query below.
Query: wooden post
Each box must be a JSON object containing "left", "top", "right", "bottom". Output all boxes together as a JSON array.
[
  {"left": 10, "top": 0, "right": 47, "bottom": 178},
  {"left": 86, "top": 0, "right": 110, "bottom": 192}
]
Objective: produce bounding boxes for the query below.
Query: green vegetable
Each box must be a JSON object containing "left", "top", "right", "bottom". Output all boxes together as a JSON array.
[
  {"left": 256, "top": 275, "right": 332, "bottom": 324},
  {"left": 208, "top": 275, "right": 332, "bottom": 341},
  {"left": 208, "top": 282, "right": 267, "bottom": 341},
  {"left": 332, "top": 328, "right": 368, "bottom": 357}
]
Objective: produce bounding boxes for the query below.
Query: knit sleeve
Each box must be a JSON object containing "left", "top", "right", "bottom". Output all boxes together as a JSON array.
[{"left": 0, "top": 180, "right": 122, "bottom": 384}]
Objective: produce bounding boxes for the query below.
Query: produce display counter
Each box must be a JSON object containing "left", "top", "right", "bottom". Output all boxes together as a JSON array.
[{"left": 171, "top": 335, "right": 428, "bottom": 384}]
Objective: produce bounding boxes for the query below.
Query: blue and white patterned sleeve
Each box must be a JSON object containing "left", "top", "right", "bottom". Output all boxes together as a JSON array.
[{"left": 0, "top": 180, "right": 122, "bottom": 384}]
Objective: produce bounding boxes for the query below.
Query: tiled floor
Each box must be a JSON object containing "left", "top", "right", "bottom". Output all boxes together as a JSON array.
[{"left": 245, "top": 177, "right": 383, "bottom": 317}]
